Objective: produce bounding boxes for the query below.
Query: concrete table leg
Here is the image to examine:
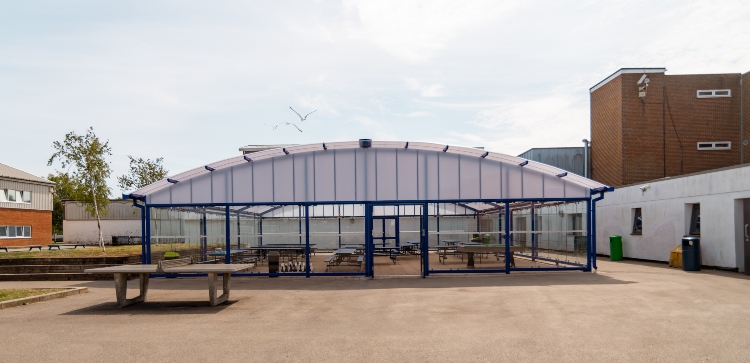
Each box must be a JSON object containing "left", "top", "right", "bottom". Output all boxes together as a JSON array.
[
  {"left": 114, "top": 273, "right": 149, "bottom": 307},
  {"left": 208, "top": 273, "right": 231, "bottom": 307}
]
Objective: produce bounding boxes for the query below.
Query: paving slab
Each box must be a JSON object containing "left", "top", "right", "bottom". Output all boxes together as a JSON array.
[{"left": 0, "top": 259, "right": 749, "bottom": 362}]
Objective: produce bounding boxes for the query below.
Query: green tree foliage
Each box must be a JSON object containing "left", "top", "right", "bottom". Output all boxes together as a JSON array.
[
  {"left": 47, "top": 127, "right": 112, "bottom": 251},
  {"left": 117, "top": 156, "right": 168, "bottom": 191},
  {"left": 47, "top": 172, "right": 77, "bottom": 236}
]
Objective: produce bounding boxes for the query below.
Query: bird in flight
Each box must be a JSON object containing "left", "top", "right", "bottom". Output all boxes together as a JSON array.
[
  {"left": 273, "top": 121, "right": 302, "bottom": 132},
  {"left": 290, "top": 107, "right": 317, "bottom": 121}
]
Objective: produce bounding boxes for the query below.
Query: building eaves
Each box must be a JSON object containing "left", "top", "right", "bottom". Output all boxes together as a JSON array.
[
  {"left": 590, "top": 67, "right": 667, "bottom": 93},
  {"left": 0, "top": 163, "right": 55, "bottom": 185}
]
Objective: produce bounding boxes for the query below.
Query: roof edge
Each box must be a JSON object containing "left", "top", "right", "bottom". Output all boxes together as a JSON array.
[{"left": 590, "top": 68, "right": 667, "bottom": 93}]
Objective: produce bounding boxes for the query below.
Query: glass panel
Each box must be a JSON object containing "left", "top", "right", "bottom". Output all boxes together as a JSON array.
[
  {"left": 7, "top": 190, "right": 16, "bottom": 202},
  {"left": 8, "top": 226, "right": 16, "bottom": 237},
  {"left": 0, "top": 190, "right": 7, "bottom": 203},
  {"left": 0, "top": 226, "right": 6, "bottom": 237},
  {"left": 22, "top": 191, "right": 31, "bottom": 203},
  {"left": 512, "top": 201, "right": 588, "bottom": 269},
  {"left": 23, "top": 226, "right": 31, "bottom": 237}
]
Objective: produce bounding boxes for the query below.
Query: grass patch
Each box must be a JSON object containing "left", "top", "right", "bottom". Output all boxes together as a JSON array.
[
  {"left": 0, "top": 245, "right": 142, "bottom": 259},
  {"left": 0, "top": 289, "right": 66, "bottom": 302}
]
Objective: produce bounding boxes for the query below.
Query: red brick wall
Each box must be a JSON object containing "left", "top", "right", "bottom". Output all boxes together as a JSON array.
[
  {"left": 663, "top": 74, "right": 741, "bottom": 177},
  {"left": 592, "top": 70, "right": 746, "bottom": 187},
  {"left": 0, "top": 207, "right": 52, "bottom": 246},
  {"left": 743, "top": 72, "right": 750, "bottom": 163},
  {"left": 591, "top": 75, "right": 623, "bottom": 186},
  {"left": 621, "top": 72, "right": 668, "bottom": 185}
]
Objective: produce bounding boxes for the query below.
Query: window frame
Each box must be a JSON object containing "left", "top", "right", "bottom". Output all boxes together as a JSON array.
[
  {"left": 696, "top": 89, "right": 732, "bottom": 98},
  {"left": 631, "top": 208, "right": 643, "bottom": 235},
  {"left": 689, "top": 204, "right": 700, "bottom": 236},
  {"left": 0, "top": 225, "right": 32, "bottom": 239}
]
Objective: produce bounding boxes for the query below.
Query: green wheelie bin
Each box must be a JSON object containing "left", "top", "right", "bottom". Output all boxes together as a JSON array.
[{"left": 609, "top": 235, "right": 623, "bottom": 261}]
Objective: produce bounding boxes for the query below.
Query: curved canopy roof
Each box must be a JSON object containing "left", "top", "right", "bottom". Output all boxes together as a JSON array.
[{"left": 131, "top": 141, "right": 610, "bottom": 209}]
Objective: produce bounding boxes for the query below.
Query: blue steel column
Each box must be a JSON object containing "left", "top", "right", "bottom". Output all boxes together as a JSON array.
[
  {"left": 305, "top": 205, "right": 311, "bottom": 278},
  {"left": 133, "top": 200, "right": 146, "bottom": 264},
  {"left": 237, "top": 212, "right": 241, "bottom": 249},
  {"left": 591, "top": 191, "right": 605, "bottom": 270},
  {"left": 225, "top": 206, "right": 231, "bottom": 264},
  {"left": 504, "top": 202, "right": 511, "bottom": 273},
  {"left": 422, "top": 203, "right": 429, "bottom": 278},
  {"left": 298, "top": 206, "right": 302, "bottom": 245},
  {"left": 201, "top": 211, "right": 207, "bottom": 261},
  {"left": 365, "top": 204, "right": 373, "bottom": 277},
  {"left": 338, "top": 217, "right": 342, "bottom": 248},
  {"left": 586, "top": 199, "right": 592, "bottom": 271},
  {"left": 530, "top": 203, "right": 536, "bottom": 261},
  {"left": 259, "top": 218, "right": 263, "bottom": 246},
  {"left": 145, "top": 206, "right": 152, "bottom": 264}
]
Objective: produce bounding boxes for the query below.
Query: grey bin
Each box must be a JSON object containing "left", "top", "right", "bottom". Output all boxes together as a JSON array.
[
  {"left": 681, "top": 236, "right": 701, "bottom": 271},
  {"left": 268, "top": 251, "right": 280, "bottom": 275}
]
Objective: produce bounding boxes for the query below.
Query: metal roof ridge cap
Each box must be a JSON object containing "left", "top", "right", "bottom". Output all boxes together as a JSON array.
[{"left": 590, "top": 67, "right": 667, "bottom": 93}]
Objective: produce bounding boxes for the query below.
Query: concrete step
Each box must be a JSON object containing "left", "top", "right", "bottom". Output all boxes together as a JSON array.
[
  {"left": 0, "top": 273, "right": 114, "bottom": 281},
  {"left": 0, "top": 256, "right": 141, "bottom": 265},
  {"left": 0, "top": 264, "right": 121, "bottom": 274}
]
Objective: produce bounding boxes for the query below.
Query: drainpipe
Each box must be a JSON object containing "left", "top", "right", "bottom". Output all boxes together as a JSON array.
[
  {"left": 741, "top": 74, "right": 744, "bottom": 164},
  {"left": 582, "top": 139, "right": 589, "bottom": 178},
  {"left": 131, "top": 198, "right": 146, "bottom": 265},
  {"left": 591, "top": 190, "right": 609, "bottom": 270}
]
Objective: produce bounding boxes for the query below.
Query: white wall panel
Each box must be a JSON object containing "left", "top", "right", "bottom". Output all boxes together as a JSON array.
[
  {"left": 544, "top": 174, "right": 565, "bottom": 198},
  {"left": 273, "top": 156, "right": 294, "bottom": 202},
  {"left": 293, "top": 154, "right": 307, "bottom": 202},
  {"left": 480, "top": 161, "right": 502, "bottom": 199},
  {"left": 376, "top": 149, "right": 397, "bottom": 200},
  {"left": 507, "top": 167, "right": 522, "bottom": 199},
  {"left": 459, "top": 156, "right": 480, "bottom": 199},
  {"left": 171, "top": 179, "right": 192, "bottom": 204},
  {"left": 438, "top": 153, "right": 459, "bottom": 199},
  {"left": 314, "top": 151, "right": 336, "bottom": 201},
  {"left": 335, "top": 149, "right": 356, "bottom": 201},
  {"left": 232, "top": 163, "right": 253, "bottom": 203},
  {"left": 149, "top": 188, "right": 170, "bottom": 204},
  {"left": 565, "top": 180, "right": 587, "bottom": 198},
  {"left": 252, "top": 160, "right": 274, "bottom": 203},
  {"left": 397, "top": 149, "right": 418, "bottom": 200},
  {"left": 191, "top": 173, "right": 212, "bottom": 204},
  {"left": 212, "top": 169, "right": 231, "bottom": 204},
  {"left": 523, "top": 170, "right": 544, "bottom": 199}
]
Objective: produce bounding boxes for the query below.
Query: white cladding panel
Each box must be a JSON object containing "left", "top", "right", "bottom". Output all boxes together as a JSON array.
[
  {"left": 273, "top": 156, "right": 294, "bottom": 202},
  {"left": 335, "top": 149, "right": 356, "bottom": 201},
  {"left": 376, "top": 149, "right": 397, "bottom": 200},
  {"left": 141, "top": 142, "right": 601, "bottom": 205}
]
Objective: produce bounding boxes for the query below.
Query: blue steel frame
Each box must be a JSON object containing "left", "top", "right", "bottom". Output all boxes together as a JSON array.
[{"left": 136, "top": 192, "right": 611, "bottom": 277}]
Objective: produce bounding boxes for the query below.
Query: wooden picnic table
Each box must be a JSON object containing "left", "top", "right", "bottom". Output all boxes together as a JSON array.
[{"left": 456, "top": 244, "right": 525, "bottom": 268}]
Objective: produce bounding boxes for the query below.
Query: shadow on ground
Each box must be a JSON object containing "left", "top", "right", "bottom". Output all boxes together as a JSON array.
[
  {"left": 72, "top": 271, "right": 635, "bottom": 292},
  {"left": 62, "top": 300, "right": 236, "bottom": 316}
]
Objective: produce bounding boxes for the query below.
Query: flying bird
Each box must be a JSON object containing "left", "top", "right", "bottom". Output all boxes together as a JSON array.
[
  {"left": 290, "top": 107, "right": 317, "bottom": 121},
  {"left": 273, "top": 121, "right": 302, "bottom": 132}
]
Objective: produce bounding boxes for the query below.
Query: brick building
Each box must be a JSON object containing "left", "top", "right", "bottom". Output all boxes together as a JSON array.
[
  {"left": 590, "top": 68, "right": 750, "bottom": 186},
  {"left": 0, "top": 163, "right": 55, "bottom": 246}
]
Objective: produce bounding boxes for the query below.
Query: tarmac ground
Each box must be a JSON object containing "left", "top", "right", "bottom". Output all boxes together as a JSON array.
[{"left": 1, "top": 259, "right": 749, "bottom": 362}]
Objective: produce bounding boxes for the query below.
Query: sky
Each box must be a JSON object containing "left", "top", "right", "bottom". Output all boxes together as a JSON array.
[{"left": 1, "top": 0, "right": 749, "bottom": 196}]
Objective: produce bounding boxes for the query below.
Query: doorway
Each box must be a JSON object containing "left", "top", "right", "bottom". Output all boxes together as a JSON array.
[{"left": 366, "top": 204, "right": 427, "bottom": 277}]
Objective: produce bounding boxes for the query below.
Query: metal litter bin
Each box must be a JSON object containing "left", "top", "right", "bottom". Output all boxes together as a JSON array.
[
  {"left": 268, "top": 251, "right": 280, "bottom": 275},
  {"left": 609, "top": 235, "right": 623, "bottom": 261},
  {"left": 681, "top": 236, "right": 701, "bottom": 271}
]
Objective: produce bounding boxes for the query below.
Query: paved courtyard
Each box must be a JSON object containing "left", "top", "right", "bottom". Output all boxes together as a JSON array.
[{"left": 1, "top": 259, "right": 749, "bottom": 362}]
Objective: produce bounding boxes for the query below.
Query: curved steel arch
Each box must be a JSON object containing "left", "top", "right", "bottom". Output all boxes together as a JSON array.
[{"left": 130, "top": 141, "right": 609, "bottom": 206}]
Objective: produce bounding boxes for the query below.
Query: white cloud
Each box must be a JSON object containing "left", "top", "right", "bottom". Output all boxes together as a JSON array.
[
  {"left": 342, "top": 0, "right": 522, "bottom": 62},
  {"left": 420, "top": 84, "right": 444, "bottom": 97}
]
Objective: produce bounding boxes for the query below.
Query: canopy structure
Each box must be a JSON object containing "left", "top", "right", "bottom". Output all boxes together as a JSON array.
[
  {"left": 128, "top": 140, "right": 613, "bottom": 277},
  {"left": 130, "top": 141, "right": 610, "bottom": 212}
]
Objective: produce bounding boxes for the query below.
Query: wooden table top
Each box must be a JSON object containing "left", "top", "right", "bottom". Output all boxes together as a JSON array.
[{"left": 161, "top": 264, "right": 256, "bottom": 273}]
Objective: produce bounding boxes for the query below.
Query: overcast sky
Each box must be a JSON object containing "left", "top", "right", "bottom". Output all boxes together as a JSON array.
[{"left": 1, "top": 0, "right": 749, "bottom": 195}]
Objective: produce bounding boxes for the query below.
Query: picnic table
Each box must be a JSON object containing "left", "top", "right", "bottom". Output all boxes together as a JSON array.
[
  {"left": 456, "top": 244, "right": 525, "bottom": 268},
  {"left": 325, "top": 248, "right": 363, "bottom": 271},
  {"left": 48, "top": 243, "right": 86, "bottom": 250},
  {"left": 85, "top": 258, "right": 255, "bottom": 307}
]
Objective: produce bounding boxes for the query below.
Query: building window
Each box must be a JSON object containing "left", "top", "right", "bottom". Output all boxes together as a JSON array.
[
  {"left": 0, "top": 189, "right": 31, "bottom": 204},
  {"left": 696, "top": 89, "right": 731, "bottom": 98},
  {"left": 0, "top": 226, "right": 31, "bottom": 238},
  {"left": 689, "top": 204, "right": 700, "bottom": 235},
  {"left": 632, "top": 208, "right": 642, "bottom": 235},
  {"left": 697, "top": 142, "right": 731, "bottom": 150},
  {"left": 568, "top": 213, "right": 583, "bottom": 235}
]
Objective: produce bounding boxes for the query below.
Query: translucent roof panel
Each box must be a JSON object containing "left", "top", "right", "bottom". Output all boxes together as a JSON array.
[{"left": 132, "top": 141, "right": 610, "bottom": 207}]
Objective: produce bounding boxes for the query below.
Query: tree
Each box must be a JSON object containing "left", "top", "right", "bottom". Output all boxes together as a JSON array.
[
  {"left": 48, "top": 127, "right": 112, "bottom": 251},
  {"left": 47, "top": 172, "right": 78, "bottom": 236},
  {"left": 117, "top": 156, "right": 168, "bottom": 191}
]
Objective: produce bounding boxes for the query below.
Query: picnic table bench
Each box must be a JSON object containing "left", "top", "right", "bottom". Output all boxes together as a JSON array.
[
  {"left": 456, "top": 244, "right": 525, "bottom": 268},
  {"left": 85, "top": 258, "right": 255, "bottom": 307},
  {"left": 325, "top": 249, "right": 364, "bottom": 272},
  {"left": 48, "top": 243, "right": 86, "bottom": 250},
  {"left": 0, "top": 245, "right": 43, "bottom": 252}
]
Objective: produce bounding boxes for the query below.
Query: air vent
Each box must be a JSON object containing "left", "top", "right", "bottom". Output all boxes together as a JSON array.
[
  {"left": 696, "top": 89, "right": 731, "bottom": 98},
  {"left": 697, "top": 141, "right": 731, "bottom": 150}
]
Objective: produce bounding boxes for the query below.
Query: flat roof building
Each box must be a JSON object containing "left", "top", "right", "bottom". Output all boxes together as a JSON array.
[
  {"left": 590, "top": 68, "right": 750, "bottom": 186},
  {"left": 0, "top": 162, "right": 55, "bottom": 246}
]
